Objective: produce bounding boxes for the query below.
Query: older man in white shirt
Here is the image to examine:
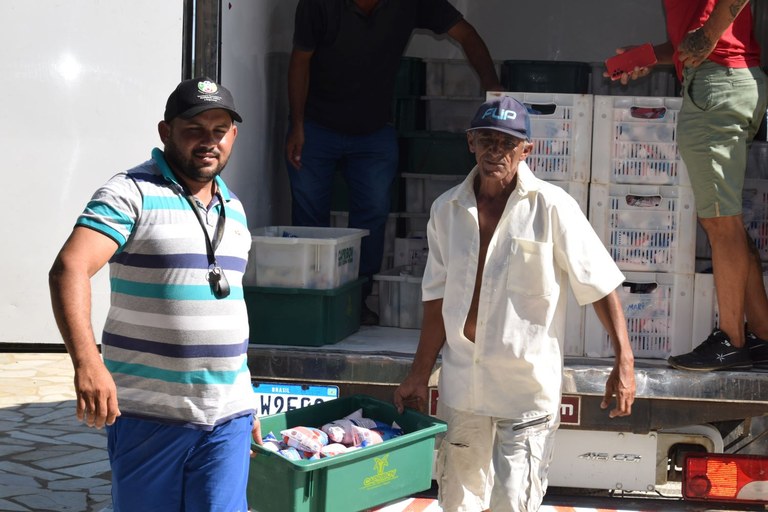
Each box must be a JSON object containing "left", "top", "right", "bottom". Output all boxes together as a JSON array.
[{"left": 394, "top": 96, "right": 636, "bottom": 512}]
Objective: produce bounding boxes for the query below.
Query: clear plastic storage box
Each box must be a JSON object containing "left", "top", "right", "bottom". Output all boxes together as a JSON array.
[
  {"left": 585, "top": 271, "right": 694, "bottom": 359},
  {"left": 591, "top": 95, "right": 689, "bottom": 186},
  {"left": 589, "top": 183, "right": 697, "bottom": 274},
  {"left": 245, "top": 226, "right": 368, "bottom": 289},
  {"left": 487, "top": 91, "right": 594, "bottom": 183},
  {"left": 330, "top": 211, "right": 399, "bottom": 272}
]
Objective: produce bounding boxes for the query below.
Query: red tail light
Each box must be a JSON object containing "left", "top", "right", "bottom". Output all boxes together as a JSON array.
[{"left": 683, "top": 453, "right": 768, "bottom": 504}]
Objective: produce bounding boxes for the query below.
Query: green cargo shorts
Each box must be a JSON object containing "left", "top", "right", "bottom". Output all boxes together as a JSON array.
[{"left": 678, "top": 61, "right": 767, "bottom": 218}]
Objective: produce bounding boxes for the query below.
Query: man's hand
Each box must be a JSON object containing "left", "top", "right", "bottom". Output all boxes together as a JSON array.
[
  {"left": 393, "top": 376, "right": 429, "bottom": 414},
  {"left": 604, "top": 47, "right": 655, "bottom": 86},
  {"left": 678, "top": 27, "right": 716, "bottom": 68},
  {"left": 285, "top": 125, "right": 304, "bottom": 170},
  {"left": 74, "top": 361, "right": 120, "bottom": 429},
  {"left": 601, "top": 362, "right": 636, "bottom": 418},
  {"left": 252, "top": 415, "right": 263, "bottom": 446}
]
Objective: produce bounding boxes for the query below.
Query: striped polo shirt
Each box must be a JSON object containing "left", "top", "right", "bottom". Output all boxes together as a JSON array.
[{"left": 76, "top": 148, "right": 255, "bottom": 429}]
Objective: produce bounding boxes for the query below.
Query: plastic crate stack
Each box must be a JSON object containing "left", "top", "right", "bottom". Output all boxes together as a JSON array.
[
  {"left": 242, "top": 226, "right": 369, "bottom": 346},
  {"left": 584, "top": 96, "right": 697, "bottom": 360},
  {"left": 486, "top": 91, "right": 593, "bottom": 357},
  {"left": 373, "top": 58, "right": 491, "bottom": 328}
]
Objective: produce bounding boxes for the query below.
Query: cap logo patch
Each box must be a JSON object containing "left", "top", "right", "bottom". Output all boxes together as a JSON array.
[
  {"left": 197, "top": 81, "right": 218, "bottom": 94},
  {"left": 482, "top": 108, "right": 517, "bottom": 121}
]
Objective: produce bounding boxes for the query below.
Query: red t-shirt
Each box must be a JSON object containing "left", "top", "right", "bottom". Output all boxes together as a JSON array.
[{"left": 664, "top": 0, "right": 761, "bottom": 79}]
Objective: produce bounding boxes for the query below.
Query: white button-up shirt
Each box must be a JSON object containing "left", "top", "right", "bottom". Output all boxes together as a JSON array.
[{"left": 423, "top": 162, "right": 624, "bottom": 420}]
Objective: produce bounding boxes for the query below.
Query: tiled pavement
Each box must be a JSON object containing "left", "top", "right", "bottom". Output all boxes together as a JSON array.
[{"left": 0, "top": 353, "right": 112, "bottom": 512}]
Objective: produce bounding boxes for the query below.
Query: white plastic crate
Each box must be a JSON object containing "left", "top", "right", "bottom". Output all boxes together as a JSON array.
[
  {"left": 695, "top": 178, "right": 768, "bottom": 262},
  {"left": 743, "top": 179, "right": 768, "bottom": 262},
  {"left": 425, "top": 58, "right": 500, "bottom": 97},
  {"left": 550, "top": 180, "right": 589, "bottom": 214},
  {"left": 330, "top": 211, "right": 399, "bottom": 271},
  {"left": 591, "top": 96, "right": 689, "bottom": 186},
  {"left": 589, "top": 183, "right": 697, "bottom": 273},
  {"left": 487, "top": 91, "right": 594, "bottom": 183},
  {"left": 402, "top": 173, "right": 465, "bottom": 213},
  {"left": 401, "top": 212, "right": 429, "bottom": 236},
  {"left": 746, "top": 141, "right": 768, "bottom": 179},
  {"left": 373, "top": 265, "right": 425, "bottom": 329},
  {"left": 394, "top": 236, "right": 429, "bottom": 267},
  {"left": 691, "top": 272, "right": 768, "bottom": 348},
  {"left": 245, "top": 226, "right": 368, "bottom": 289},
  {"left": 562, "top": 280, "right": 586, "bottom": 357},
  {"left": 585, "top": 271, "right": 694, "bottom": 359}
]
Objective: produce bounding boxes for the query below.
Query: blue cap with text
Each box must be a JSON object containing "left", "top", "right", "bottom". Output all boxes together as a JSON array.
[{"left": 467, "top": 96, "right": 530, "bottom": 141}]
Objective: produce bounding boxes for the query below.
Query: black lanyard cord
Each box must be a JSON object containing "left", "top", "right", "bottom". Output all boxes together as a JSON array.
[{"left": 184, "top": 191, "right": 230, "bottom": 299}]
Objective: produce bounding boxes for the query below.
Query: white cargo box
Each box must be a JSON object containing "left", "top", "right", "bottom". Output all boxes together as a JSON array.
[
  {"left": 487, "top": 91, "right": 594, "bottom": 183},
  {"left": 589, "top": 183, "right": 697, "bottom": 274},
  {"left": 591, "top": 95, "right": 689, "bottom": 186},
  {"left": 245, "top": 226, "right": 368, "bottom": 289},
  {"left": 373, "top": 265, "right": 425, "bottom": 329},
  {"left": 585, "top": 271, "right": 694, "bottom": 359}
]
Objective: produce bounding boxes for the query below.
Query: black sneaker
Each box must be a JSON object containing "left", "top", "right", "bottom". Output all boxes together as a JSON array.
[
  {"left": 746, "top": 331, "right": 768, "bottom": 369},
  {"left": 668, "top": 329, "right": 752, "bottom": 371}
]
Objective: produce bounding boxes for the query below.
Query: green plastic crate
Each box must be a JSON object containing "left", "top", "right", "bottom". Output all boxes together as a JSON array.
[
  {"left": 399, "top": 131, "right": 476, "bottom": 174},
  {"left": 394, "top": 56, "right": 425, "bottom": 97},
  {"left": 247, "top": 395, "right": 447, "bottom": 512},
  {"left": 501, "top": 60, "right": 591, "bottom": 94},
  {"left": 244, "top": 277, "right": 363, "bottom": 346}
]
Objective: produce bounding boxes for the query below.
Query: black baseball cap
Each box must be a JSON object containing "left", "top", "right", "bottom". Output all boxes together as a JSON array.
[
  {"left": 164, "top": 77, "right": 243, "bottom": 123},
  {"left": 467, "top": 96, "right": 530, "bottom": 141}
]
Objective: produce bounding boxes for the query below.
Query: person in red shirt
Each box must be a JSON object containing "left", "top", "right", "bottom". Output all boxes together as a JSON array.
[{"left": 610, "top": 0, "right": 768, "bottom": 371}]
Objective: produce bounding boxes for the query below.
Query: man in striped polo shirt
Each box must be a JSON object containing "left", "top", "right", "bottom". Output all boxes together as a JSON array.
[{"left": 49, "top": 77, "right": 261, "bottom": 512}]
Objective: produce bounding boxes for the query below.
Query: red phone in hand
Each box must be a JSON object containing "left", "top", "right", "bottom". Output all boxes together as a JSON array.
[{"left": 605, "top": 43, "right": 657, "bottom": 81}]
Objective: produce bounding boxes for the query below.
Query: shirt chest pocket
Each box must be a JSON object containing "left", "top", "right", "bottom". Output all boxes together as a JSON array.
[{"left": 506, "top": 239, "right": 555, "bottom": 297}]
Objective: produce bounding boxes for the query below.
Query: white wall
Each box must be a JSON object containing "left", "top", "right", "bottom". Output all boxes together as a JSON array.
[
  {"left": 1, "top": 1, "right": 183, "bottom": 343},
  {"left": 221, "top": 0, "right": 296, "bottom": 229},
  {"left": 407, "top": 0, "right": 668, "bottom": 62}
]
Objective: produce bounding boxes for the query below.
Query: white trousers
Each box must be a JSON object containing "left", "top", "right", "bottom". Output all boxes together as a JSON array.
[{"left": 435, "top": 402, "right": 558, "bottom": 512}]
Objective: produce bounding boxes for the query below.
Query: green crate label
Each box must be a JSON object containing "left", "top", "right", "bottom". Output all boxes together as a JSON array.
[
  {"left": 337, "top": 247, "right": 354, "bottom": 267},
  {"left": 361, "top": 454, "right": 398, "bottom": 490}
]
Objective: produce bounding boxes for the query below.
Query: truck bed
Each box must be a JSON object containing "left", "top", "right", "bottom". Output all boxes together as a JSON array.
[{"left": 247, "top": 326, "right": 768, "bottom": 432}]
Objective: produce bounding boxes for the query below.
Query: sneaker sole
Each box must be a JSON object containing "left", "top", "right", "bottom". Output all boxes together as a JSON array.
[{"left": 668, "top": 359, "right": 753, "bottom": 372}]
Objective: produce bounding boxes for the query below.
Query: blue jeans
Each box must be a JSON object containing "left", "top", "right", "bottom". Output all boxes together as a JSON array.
[
  {"left": 287, "top": 120, "right": 399, "bottom": 297},
  {"left": 107, "top": 415, "right": 253, "bottom": 512}
]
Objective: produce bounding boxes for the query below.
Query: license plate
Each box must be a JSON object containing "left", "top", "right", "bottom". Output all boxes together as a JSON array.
[{"left": 252, "top": 382, "right": 339, "bottom": 417}]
